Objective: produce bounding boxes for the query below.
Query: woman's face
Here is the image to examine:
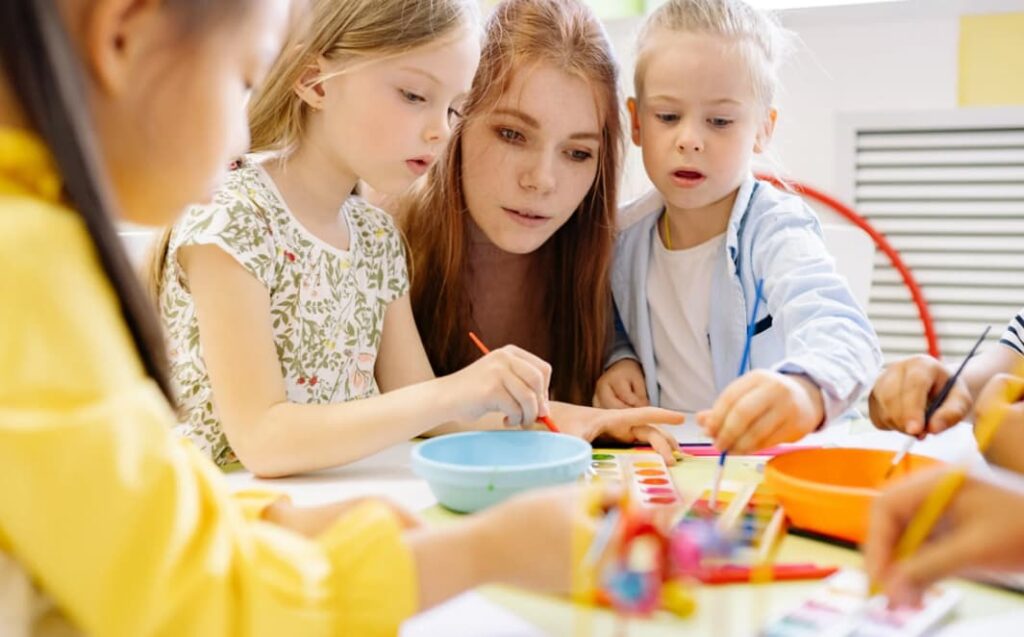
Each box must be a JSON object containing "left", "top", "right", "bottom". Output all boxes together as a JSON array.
[
  {"left": 461, "top": 63, "right": 602, "bottom": 255},
  {"left": 80, "top": 0, "right": 291, "bottom": 226}
]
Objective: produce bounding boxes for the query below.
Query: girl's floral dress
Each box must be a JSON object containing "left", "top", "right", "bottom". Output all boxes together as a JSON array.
[{"left": 159, "top": 157, "right": 408, "bottom": 466}]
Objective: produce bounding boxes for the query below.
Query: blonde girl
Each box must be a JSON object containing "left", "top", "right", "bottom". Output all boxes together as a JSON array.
[{"left": 152, "top": 0, "right": 567, "bottom": 476}]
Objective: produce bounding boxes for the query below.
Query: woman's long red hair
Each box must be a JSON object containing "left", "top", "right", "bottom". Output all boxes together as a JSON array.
[{"left": 402, "top": 0, "right": 622, "bottom": 404}]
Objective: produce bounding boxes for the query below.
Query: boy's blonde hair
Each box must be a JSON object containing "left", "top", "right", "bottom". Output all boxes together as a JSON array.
[
  {"left": 249, "top": 0, "right": 479, "bottom": 154},
  {"left": 634, "top": 0, "right": 791, "bottom": 107}
]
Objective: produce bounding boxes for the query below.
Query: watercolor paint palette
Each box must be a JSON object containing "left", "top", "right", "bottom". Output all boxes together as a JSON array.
[
  {"left": 680, "top": 483, "right": 786, "bottom": 564},
  {"left": 589, "top": 451, "right": 681, "bottom": 507},
  {"left": 760, "top": 569, "right": 960, "bottom": 637}
]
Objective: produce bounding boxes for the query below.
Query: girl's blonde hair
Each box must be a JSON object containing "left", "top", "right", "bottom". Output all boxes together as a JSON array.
[
  {"left": 402, "top": 0, "right": 623, "bottom": 405},
  {"left": 146, "top": 0, "right": 478, "bottom": 298},
  {"left": 634, "top": 0, "right": 791, "bottom": 107},
  {"left": 249, "top": 0, "right": 479, "bottom": 154}
]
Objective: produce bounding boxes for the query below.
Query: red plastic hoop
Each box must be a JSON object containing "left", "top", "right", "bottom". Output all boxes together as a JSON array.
[{"left": 755, "top": 173, "right": 940, "bottom": 358}]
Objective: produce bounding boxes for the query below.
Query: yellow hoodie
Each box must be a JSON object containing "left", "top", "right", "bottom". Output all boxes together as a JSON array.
[{"left": 0, "top": 128, "right": 416, "bottom": 637}]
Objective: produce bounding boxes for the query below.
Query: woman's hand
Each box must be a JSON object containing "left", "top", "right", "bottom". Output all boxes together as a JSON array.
[{"left": 554, "top": 403, "right": 683, "bottom": 464}]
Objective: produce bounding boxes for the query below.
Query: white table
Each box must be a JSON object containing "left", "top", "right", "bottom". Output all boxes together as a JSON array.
[
  {"left": 224, "top": 420, "right": 990, "bottom": 505},
  {"left": 223, "top": 440, "right": 433, "bottom": 508},
  {"left": 224, "top": 424, "right": 1020, "bottom": 636}
]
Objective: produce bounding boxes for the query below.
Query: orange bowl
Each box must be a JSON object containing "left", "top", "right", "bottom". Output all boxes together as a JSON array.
[{"left": 763, "top": 448, "right": 942, "bottom": 544}]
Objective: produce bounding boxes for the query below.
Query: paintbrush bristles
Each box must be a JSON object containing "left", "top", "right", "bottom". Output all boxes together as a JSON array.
[{"left": 883, "top": 438, "right": 914, "bottom": 480}]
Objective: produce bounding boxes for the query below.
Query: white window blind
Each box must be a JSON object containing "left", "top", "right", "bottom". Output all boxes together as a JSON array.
[{"left": 836, "top": 108, "right": 1024, "bottom": 363}]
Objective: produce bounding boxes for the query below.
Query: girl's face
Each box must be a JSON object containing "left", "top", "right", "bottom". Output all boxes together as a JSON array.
[
  {"left": 308, "top": 29, "right": 481, "bottom": 196},
  {"left": 85, "top": 0, "right": 292, "bottom": 226},
  {"left": 461, "top": 64, "right": 602, "bottom": 255}
]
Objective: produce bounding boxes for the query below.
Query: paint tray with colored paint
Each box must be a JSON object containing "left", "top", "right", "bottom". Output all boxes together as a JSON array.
[
  {"left": 680, "top": 483, "right": 784, "bottom": 562},
  {"left": 760, "top": 569, "right": 960, "bottom": 637},
  {"left": 589, "top": 451, "right": 682, "bottom": 507}
]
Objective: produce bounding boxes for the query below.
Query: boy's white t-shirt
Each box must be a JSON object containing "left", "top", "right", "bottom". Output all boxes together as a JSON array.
[{"left": 646, "top": 229, "right": 726, "bottom": 412}]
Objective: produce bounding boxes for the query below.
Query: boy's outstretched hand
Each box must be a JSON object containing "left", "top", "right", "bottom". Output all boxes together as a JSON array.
[{"left": 696, "top": 370, "right": 824, "bottom": 453}]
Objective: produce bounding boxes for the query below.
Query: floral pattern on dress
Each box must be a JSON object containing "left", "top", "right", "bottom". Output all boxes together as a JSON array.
[{"left": 159, "top": 157, "right": 408, "bottom": 466}]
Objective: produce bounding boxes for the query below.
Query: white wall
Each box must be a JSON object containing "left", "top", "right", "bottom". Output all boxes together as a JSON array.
[{"left": 604, "top": 0, "right": 1024, "bottom": 207}]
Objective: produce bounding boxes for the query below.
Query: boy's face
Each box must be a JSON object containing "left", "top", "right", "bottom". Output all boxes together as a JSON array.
[{"left": 629, "top": 31, "right": 775, "bottom": 215}]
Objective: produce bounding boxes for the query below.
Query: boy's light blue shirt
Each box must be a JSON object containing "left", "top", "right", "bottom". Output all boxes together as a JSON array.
[{"left": 610, "top": 175, "right": 882, "bottom": 422}]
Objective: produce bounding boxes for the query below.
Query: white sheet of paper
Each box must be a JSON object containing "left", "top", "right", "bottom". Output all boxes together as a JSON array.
[
  {"left": 664, "top": 420, "right": 713, "bottom": 445},
  {"left": 936, "top": 609, "right": 1024, "bottom": 636},
  {"left": 761, "top": 570, "right": 961, "bottom": 637},
  {"left": 400, "top": 592, "right": 548, "bottom": 637}
]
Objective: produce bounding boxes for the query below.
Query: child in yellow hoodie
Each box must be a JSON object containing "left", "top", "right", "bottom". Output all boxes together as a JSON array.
[{"left": 0, "top": 1, "right": 609, "bottom": 635}]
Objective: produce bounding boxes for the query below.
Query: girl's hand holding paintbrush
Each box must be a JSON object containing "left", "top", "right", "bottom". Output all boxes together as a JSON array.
[
  {"left": 865, "top": 467, "right": 1024, "bottom": 607},
  {"left": 446, "top": 341, "right": 554, "bottom": 428},
  {"left": 696, "top": 370, "right": 825, "bottom": 454},
  {"left": 468, "top": 333, "right": 683, "bottom": 464}
]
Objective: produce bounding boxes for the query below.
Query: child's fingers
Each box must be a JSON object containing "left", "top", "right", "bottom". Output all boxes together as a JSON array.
[
  {"left": 864, "top": 499, "right": 901, "bottom": 589},
  {"left": 505, "top": 345, "right": 553, "bottom": 392},
  {"left": 505, "top": 354, "right": 549, "bottom": 419},
  {"left": 976, "top": 373, "right": 1024, "bottom": 418},
  {"left": 864, "top": 469, "right": 943, "bottom": 587},
  {"left": 728, "top": 405, "right": 785, "bottom": 454},
  {"left": 928, "top": 385, "right": 972, "bottom": 433},
  {"left": 890, "top": 530, "right": 980, "bottom": 607},
  {"left": 897, "top": 364, "right": 938, "bottom": 436},
  {"left": 868, "top": 365, "right": 901, "bottom": 431},
  {"left": 883, "top": 571, "right": 927, "bottom": 609},
  {"left": 695, "top": 409, "right": 716, "bottom": 435},
  {"left": 512, "top": 357, "right": 548, "bottom": 403},
  {"left": 489, "top": 375, "right": 527, "bottom": 427},
  {"left": 705, "top": 375, "right": 754, "bottom": 436},
  {"left": 479, "top": 349, "right": 542, "bottom": 423},
  {"left": 634, "top": 425, "right": 678, "bottom": 465},
  {"left": 504, "top": 374, "right": 540, "bottom": 427},
  {"left": 714, "top": 383, "right": 774, "bottom": 452},
  {"left": 614, "top": 406, "right": 686, "bottom": 427},
  {"left": 594, "top": 409, "right": 684, "bottom": 449}
]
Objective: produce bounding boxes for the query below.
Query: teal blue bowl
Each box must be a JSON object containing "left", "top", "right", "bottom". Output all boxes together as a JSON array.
[{"left": 411, "top": 431, "right": 591, "bottom": 513}]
